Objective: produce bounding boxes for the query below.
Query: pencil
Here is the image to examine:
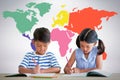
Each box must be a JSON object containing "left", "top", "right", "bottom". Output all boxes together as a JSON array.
[{"left": 32, "top": 58, "right": 37, "bottom": 65}]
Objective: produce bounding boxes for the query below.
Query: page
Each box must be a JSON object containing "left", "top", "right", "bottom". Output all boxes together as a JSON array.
[
  {"left": 29, "top": 73, "right": 57, "bottom": 78},
  {"left": 63, "top": 73, "right": 87, "bottom": 77}
]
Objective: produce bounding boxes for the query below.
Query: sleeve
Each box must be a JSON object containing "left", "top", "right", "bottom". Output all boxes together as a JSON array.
[
  {"left": 50, "top": 53, "right": 61, "bottom": 68},
  {"left": 19, "top": 52, "right": 30, "bottom": 68}
]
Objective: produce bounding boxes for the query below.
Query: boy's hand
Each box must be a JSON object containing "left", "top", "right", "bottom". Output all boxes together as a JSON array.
[
  {"left": 32, "top": 65, "right": 40, "bottom": 74},
  {"left": 32, "top": 58, "right": 40, "bottom": 74}
]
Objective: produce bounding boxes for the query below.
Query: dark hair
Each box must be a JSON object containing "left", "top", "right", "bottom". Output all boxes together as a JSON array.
[
  {"left": 76, "top": 28, "right": 105, "bottom": 55},
  {"left": 33, "top": 27, "right": 50, "bottom": 43}
]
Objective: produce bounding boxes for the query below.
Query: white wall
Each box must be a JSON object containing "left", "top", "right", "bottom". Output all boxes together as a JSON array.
[{"left": 0, "top": 0, "right": 120, "bottom": 73}]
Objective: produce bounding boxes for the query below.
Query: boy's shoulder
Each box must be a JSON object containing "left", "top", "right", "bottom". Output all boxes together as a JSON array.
[
  {"left": 26, "top": 51, "right": 34, "bottom": 54},
  {"left": 46, "top": 52, "right": 54, "bottom": 56},
  {"left": 25, "top": 51, "right": 35, "bottom": 56},
  {"left": 25, "top": 51, "right": 55, "bottom": 57}
]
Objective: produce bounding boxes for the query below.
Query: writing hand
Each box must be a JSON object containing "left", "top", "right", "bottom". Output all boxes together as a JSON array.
[
  {"left": 32, "top": 58, "right": 40, "bottom": 74},
  {"left": 72, "top": 67, "right": 80, "bottom": 73},
  {"left": 32, "top": 64, "right": 40, "bottom": 74},
  {"left": 64, "top": 67, "right": 73, "bottom": 74}
]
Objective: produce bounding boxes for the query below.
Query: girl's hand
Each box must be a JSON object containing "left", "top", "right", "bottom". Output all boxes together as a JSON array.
[
  {"left": 64, "top": 67, "right": 73, "bottom": 74},
  {"left": 72, "top": 67, "right": 80, "bottom": 73}
]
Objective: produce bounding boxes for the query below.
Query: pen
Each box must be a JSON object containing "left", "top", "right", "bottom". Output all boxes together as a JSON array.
[
  {"left": 32, "top": 58, "right": 37, "bottom": 65},
  {"left": 32, "top": 57, "right": 41, "bottom": 73}
]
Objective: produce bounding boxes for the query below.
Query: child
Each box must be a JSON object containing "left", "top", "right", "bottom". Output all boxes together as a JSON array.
[
  {"left": 64, "top": 28, "right": 105, "bottom": 74},
  {"left": 18, "top": 27, "right": 61, "bottom": 74}
]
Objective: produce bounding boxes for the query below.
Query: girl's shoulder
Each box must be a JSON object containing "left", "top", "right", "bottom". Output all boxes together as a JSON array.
[
  {"left": 92, "top": 47, "right": 98, "bottom": 53},
  {"left": 89, "top": 47, "right": 98, "bottom": 56},
  {"left": 75, "top": 48, "right": 83, "bottom": 53},
  {"left": 75, "top": 48, "right": 83, "bottom": 56}
]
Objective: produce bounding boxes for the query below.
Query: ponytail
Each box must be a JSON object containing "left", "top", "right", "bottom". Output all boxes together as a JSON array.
[
  {"left": 76, "top": 35, "right": 80, "bottom": 48},
  {"left": 97, "top": 39, "right": 105, "bottom": 55}
]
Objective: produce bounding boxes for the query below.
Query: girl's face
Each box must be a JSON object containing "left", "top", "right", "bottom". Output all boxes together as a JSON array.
[
  {"left": 80, "top": 41, "right": 96, "bottom": 54},
  {"left": 33, "top": 40, "right": 50, "bottom": 55}
]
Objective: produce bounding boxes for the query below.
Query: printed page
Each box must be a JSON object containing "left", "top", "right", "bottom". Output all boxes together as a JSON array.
[
  {"left": 29, "top": 73, "right": 57, "bottom": 78},
  {"left": 63, "top": 73, "right": 87, "bottom": 77}
]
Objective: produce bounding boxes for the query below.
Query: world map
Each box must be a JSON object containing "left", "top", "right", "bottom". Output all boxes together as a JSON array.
[{"left": 3, "top": 2, "right": 117, "bottom": 60}]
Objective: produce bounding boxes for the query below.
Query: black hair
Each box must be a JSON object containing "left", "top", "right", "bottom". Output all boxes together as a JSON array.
[
  {"left": 76, "top": 28, "right": 105, "bottom": 55},
  {"left": 33, "top": 27, "right": 50, "bottom": 43}
]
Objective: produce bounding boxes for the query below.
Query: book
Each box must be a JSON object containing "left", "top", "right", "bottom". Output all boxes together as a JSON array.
[
  {"left": 5, "top": 73, "right": 28, "bottom": 77},
  {"left": 86, "top": 69, "right": 111, "bottom": 77},
  {"left": 5, "top": 73, "right": 57, "bottom": 78},
  {"left": 63, "top": 69, "right": 111, "bottom": 77}
]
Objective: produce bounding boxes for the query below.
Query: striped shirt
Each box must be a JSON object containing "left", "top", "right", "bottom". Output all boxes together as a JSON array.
[{"left": 19, "top": 52, "right": 60, "bottom": 69}]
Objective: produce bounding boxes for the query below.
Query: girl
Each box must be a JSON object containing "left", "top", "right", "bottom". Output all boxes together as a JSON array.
[{"left": 64, "top": 28, "right": 105, "bottom": 74}]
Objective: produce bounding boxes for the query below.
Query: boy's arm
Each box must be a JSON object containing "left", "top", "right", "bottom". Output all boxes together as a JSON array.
[
  {"left": 19, "top": 66, "right": 60, "bottom": 73},
  {"left": 40, "top": 67, "right": 60, "bottom": 73},
  {"left": 19, "top": 66, "right": 33, "bottom": 74},
  {"left": 19, "top": 65, "right": 40, "bottom": 74}
]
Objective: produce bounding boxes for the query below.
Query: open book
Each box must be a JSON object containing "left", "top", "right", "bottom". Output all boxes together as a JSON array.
[
  {"left": 64, "top": 69, "right": 111, "bottom": 77},
  {"left": 5, "top": 73, "right": 57, "bottom": 78}
]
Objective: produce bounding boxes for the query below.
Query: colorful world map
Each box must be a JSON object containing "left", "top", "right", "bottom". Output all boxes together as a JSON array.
[{"left": 3, "top": 2, "right": 117, "bottom": 60}]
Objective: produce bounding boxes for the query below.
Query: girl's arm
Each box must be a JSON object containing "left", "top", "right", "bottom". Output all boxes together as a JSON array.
[
  {"left": 64, "top": 51, "right": 76, "bottom": 74},
  {"left": 72, "top": 54, "right": 103, "bottom": 73},
  {"left": 96, "top": 54, "right": 103, "bottom": 69}
]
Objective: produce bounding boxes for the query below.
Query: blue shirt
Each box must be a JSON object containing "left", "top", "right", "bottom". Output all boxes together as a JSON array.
[
  {"left": 75, "top": 47, "right": 98, "bottom": 69},
  {"left": 19, "top": 51, "right": 61, "bottom": 69}
]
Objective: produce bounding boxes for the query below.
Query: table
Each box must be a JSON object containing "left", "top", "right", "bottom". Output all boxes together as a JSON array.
[{"left": 0, "top": 73, "right": 120, "bottom": 80}]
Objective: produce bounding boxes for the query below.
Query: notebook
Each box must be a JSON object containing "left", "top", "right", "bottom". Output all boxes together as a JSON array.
[
  {"left": 5, "top": 73, "right": 57, "bottom": 78},
  {"left": 64, "top": 69, "right": 111, "bottom": 77}
]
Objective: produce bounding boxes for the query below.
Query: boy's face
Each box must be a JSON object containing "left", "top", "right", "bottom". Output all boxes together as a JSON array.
[{"left": 33, "top": 40, "right": 50, "bottom": 55}]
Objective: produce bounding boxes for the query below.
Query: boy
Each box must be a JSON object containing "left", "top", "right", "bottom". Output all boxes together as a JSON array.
[{"left": 18, "top": 27, "right": 61, "bottom": 74}]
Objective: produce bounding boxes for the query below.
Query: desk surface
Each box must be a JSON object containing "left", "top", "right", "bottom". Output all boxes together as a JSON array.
[{"left": 0, "top": 73, "right": 120, "bottom": 80}]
